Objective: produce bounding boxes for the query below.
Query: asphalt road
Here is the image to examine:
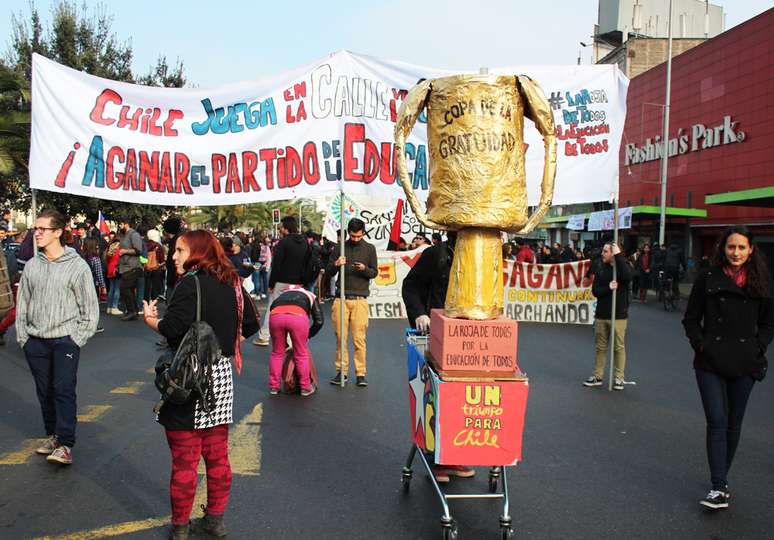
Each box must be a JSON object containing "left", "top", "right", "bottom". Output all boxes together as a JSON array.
[{"left": 1, "top": 298, "right": 772, "bottom": 539}]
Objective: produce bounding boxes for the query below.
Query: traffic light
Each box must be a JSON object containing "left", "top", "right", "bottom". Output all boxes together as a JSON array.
[{"left": 272, "top": 208, "right": 281, "bottom": 224}]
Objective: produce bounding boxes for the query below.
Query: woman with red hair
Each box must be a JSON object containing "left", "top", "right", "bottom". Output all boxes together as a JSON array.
[{"left": 143, "top": 229, "right": 259, "bottom": 539}]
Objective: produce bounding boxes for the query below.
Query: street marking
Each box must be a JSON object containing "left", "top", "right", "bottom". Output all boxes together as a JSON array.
[
  {"left": 33, "top": 403, "right": 263, "bottom": 538},
  {"left": 78, "top": 405, "right": 112, "bottom": 423},
  {"left": 0, "top": 438, "right": 47, "bottom": 465},
  {"left": 35, "top": 516, "right": 169, "bottom": 539},
  {"left": 109, "top": 382, "right": 147, "bottom": 394},
  {"left": 230, "top": 403, "right": 263, "bottom": 476}
]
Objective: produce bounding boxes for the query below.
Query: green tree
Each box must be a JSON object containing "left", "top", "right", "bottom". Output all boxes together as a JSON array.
[
  {"left": 0, "top": 2, "right": 187, "bottom": 225},
  {"left": 184, "top": 200, "right": 324, "bottom": 235}
]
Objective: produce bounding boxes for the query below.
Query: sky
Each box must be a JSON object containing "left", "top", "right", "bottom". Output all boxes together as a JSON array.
[{"left": 1, "top": 0, "right": 771, "bottom": 87}]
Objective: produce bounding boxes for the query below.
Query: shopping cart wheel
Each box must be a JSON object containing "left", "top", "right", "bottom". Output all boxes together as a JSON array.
[
  {"left": 401, "top": 467, "right": 412, "bottom": 493},
  {"left": 440, "top": 518, "right": 458, "bottom": 540}
]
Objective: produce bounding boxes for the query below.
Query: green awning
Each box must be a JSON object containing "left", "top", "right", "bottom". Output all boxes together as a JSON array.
[{"left": 705, "top": 186, "right": 774, "bottom": 208}]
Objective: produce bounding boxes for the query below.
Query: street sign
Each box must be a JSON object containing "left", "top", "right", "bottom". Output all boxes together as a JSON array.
[{"left": 272, "top": 208, "right": 280, "bottom": 224}]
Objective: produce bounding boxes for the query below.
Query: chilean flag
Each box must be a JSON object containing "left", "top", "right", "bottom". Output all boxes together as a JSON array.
[
  {"left": 386, "top": 199, "right": 404, "bottom": 251},
  {"left": 98, "top": 211, "right": 110, "bottom": 235}
]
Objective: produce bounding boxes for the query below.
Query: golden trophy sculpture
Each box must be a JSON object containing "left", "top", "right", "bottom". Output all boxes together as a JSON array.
[{"left": 395, "top": 74, "right": 557, "bottom": 319}]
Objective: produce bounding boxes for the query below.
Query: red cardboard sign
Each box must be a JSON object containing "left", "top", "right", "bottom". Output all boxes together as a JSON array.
[{"left": 435, "top": 377, "right": 529, "bottom": 466}]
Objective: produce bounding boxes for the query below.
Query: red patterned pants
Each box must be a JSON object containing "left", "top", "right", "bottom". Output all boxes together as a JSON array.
[{"left": 165, "top": 424, "right": 232, "bottom": 525}]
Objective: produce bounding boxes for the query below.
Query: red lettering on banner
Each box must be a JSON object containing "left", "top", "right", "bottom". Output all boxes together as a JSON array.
[
  {"left": 302, "top": 142, "right": 320, "bottom": 185},
  {"left": 211, "top": 154, "right": 226, "bottom": 193},
  {"left": 226, "top": 153, "right": 241, "bottom": 193},
  {"left": 563, "top": 262, "right": 583, "bottom": 289},
  {"left": 174, "top": 153, "right": 192, "bottom": 194},
  {"left": 117, "top": 106, "right": 142, "bottom": 130},
  {"left": 159, "top": 153, "right": 173, "bottom": 193},
  {"left": 89, "top": 88, "right": 183, "bottom": 136},
  {"left": 509, "top": 261, "right": 525, "bottom": 288},
  {"left": 147, "top": 108, "right": 163, "bottom": 136},
  {"left": 164, "top": 110, "right": 184, "bottom": 136},
  {"left": 139, "top": 151, "right": 160, "bottom": 191},
  {"left": 285, "top": 147, "right": 302, "bottom": 187},
  {"left": 363, "top": 138, "right": 379, "bottom": 183},
  {"left": 259, "top": 148, "right": 277, "bottom": 190},
  {"left": 343, "top": 123, "right": 364, "bottom": 181},
  {"left": 379, "top": 143, "right": 397, "bottom": 184},
  {"left": 526, "top": 264, "right": 543, "bottom": 288},
  {"left": 543, "top": 265, "right": 561, "bottom": 289},
  {"left": 106, "top": 147, "right": 124, "bottom": 189},
  {"left": 89, "top": 89, "right": 121, "bottom": 126},
  {"left": 242, "top": 151, "right": 260, "bottom": 192},
  {"left": 124, "top": 150, "right": 138, "bottom": 191}
]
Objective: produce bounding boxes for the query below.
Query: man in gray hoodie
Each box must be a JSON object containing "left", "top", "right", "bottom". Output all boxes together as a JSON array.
[{"left": 16, "top": 209, "right": 99, "bottom": 465}]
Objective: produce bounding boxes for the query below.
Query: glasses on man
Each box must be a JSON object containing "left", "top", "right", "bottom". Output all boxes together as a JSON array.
[{"left": 33, "top": 227, "right": 59, "bottom": 233}]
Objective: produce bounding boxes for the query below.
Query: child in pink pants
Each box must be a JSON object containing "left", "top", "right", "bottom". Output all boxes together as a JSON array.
[{"left": 268, "top": 285, "right": 323, "bottom": 395}]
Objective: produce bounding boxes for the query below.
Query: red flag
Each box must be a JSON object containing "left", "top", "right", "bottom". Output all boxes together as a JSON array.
[
  {"left": 98, "top": 211, "right": 110, "bottom": 235},
  {"left": 386, "top": 199, "right": 404, "bottom": 251}
]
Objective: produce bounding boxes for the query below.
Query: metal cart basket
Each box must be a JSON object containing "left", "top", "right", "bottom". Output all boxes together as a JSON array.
[{"left": 402, "top": 331, "right": 527, "bottom": 539}]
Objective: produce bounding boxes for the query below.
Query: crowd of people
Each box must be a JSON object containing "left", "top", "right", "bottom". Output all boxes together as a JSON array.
[{"left": 1, "top": 205, "right": 771, "bottom": 535}]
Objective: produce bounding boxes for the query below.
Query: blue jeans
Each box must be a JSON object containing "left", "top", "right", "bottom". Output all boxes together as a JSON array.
[
  {"left": 107, "top": 277, "right": 120, "bottom": 309},
  {"left": 252, "top": 267, "right": 269, "bottom": 296},
  {"left": 24, "top": 336, "right": 81, "bottom": 447},
  {"left": 136, "top": 274, "right": 146, "bottom": 311},
  {"left": 695, "top": 368, "right": 756, "bottom": 490}
]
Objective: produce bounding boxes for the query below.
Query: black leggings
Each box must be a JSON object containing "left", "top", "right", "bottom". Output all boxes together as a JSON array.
[{"left": 695, "top": 368, "right": 755, "bottom": 490}]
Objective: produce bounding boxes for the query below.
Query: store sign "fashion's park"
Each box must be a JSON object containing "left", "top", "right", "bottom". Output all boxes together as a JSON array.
[{"left": 624, "top": 115, "right": 746, "bottom": 166}]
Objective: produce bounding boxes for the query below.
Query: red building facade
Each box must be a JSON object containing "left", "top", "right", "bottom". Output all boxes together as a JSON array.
[{"left": 619, "top": 8, "right": 774, "bottom": 261}]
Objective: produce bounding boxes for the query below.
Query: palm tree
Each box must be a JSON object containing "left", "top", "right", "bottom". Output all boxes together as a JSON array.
[{"left": 0, "top": 64, "right": 30, "bottom": 175}]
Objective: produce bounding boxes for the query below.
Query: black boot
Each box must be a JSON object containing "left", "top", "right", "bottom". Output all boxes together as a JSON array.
[
  {"left": 0, "top": 332, "right": 5, "bottom": 346},
  {"left": 170, "top": 522, "right": 189, "bottom": 540},
  {"left": 191, "top": 513, "right": 227, "bottom": 537}
]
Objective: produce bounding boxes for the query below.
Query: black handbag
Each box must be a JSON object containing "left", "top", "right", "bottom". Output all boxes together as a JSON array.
[{"left": 153, "top": 274, "right": 222, "bottom": 413}]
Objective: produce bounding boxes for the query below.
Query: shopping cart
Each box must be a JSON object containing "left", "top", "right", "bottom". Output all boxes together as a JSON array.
[{"left": 402, "top": 330, "right": 527, "bottom": 539}]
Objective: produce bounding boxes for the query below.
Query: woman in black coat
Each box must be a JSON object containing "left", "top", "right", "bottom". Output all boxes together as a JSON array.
[{"left": 682, "top": 226, "right": 774, "bottom": 510}]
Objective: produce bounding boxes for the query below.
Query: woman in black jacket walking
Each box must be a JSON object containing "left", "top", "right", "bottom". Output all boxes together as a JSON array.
[{"left": 682, "top": 226, "right": 774, "bottom": 510}]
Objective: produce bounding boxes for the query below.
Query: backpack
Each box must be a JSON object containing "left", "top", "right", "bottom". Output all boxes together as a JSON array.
[
  {"left": 153, "top": 274, "right": 222, "bottom": 414},
  {"left": 301, "top": 242, "right": 322, "bottom": 285},
  {"left": 281, "top": 346, "right": 318, "bottom": 394},
  {"left": 144, "top": 243, "right": 161, "bottom": 271}
]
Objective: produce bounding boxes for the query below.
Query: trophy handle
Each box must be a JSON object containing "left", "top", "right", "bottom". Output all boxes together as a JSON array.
[
  {"left": 394, "top": 79, "right": 449, "bottom": 231},
  {"left": 514, "top": 76, "right": 557, "bottom": 235}
]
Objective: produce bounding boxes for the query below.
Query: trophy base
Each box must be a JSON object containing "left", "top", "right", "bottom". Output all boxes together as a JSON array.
[{"left": 444, "top": 228, "right": 504, "bottom": 320}]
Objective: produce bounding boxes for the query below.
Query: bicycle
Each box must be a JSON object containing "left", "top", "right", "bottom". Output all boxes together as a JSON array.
[{"left": 657, "top": 270, "right": 679, "bottom": 311}]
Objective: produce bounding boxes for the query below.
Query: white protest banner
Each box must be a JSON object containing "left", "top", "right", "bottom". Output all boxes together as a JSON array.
[
  {"left": 566, "top": 214, "right": 586, "bottom": 230},
  {"left": 503, "top": 260, "right": 595, "bottom": 325},
  {"left": 368, "top": 247, "right": 427, "bottom": 319},
  {"left": 322, "top": 193, "right": 435, "bottom": 250},
  {"left": 370, "top": 254, "right": 597, "bottom": 324},
  {"left": 30, "top": 51, "right": 628, "bottom": 207},
  {"left": 587, "top": 207, "right": 633, "bottom": 231}
]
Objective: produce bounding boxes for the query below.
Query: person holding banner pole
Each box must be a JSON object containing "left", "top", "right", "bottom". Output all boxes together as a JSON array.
[
  {"left": 583, "top": 237, "right": 631, "bottom": 391},
  {"left": 608, "top": 202, "right": 620, "bottom": 392},
  {"left": 327, "top": 218, "right": 377, "bottom": 387}
]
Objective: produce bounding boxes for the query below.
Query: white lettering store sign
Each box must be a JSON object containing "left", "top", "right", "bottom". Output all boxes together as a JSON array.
[{"left": 624, "top": 115, "right": 746, "bottom": 166}]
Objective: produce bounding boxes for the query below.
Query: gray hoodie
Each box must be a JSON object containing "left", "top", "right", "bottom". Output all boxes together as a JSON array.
[{"left": 16, "top": 247, "right": 99, "bottom": 347}]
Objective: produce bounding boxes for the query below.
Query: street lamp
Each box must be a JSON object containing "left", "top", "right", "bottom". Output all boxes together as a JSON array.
[
  {"left": 658, "top": 0, "right": 674, "bottom": 246},
  {"left": 578, "top": 42, "right": 591, "bottom": 65}
]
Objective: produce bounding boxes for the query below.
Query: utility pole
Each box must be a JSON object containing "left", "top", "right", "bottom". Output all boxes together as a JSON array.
[{"left": 658, "top": 0, "right": 674, "bottom": 246}]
